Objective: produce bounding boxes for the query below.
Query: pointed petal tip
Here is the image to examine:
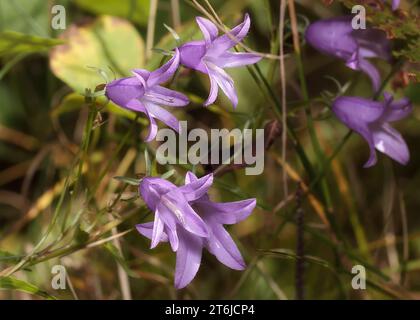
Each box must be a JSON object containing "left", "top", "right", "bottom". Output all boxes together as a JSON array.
[
  {"left": 363, "top": 157, "right": 377, "bottom": 168},
  {"left": 174, "top": 280, "right": 188, "bottom": 290},
  {"left": 235, "top": 261, "right": 246, "bottom": 271}
]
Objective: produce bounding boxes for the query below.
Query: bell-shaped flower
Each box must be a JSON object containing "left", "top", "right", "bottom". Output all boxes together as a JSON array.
[
  {"left": 136, "top": 172, "right": 256, "bottom": 289},
  {"left": 137, "top": 173, "right": 213, "bottom": 252},
  {"left": 332, "top": 93, "right": 412, "bottom": 167},
  {"left": 178, "top": 14, "right": 262, "bottom": 108},
  {"left": 105, "top": 49, "right": 189, "bottom": 141},
  {"left": 305, "top": 16, "right": 391, "bottom": 92}
]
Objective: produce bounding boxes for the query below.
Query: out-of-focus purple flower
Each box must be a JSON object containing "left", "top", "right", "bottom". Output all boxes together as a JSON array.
[
  {"left": 136, "top": 172, "right": 256, "bottom": 289},
  {"left": 332, "top": 93, "right": 412, "bottom": 167},
  {"left": 105, "top": 49, "right": 189, "bottom": 141},
  {"left": 178, "top": 14, "right": 262, "bottom": 108},
  {"left": 305, "top": 16, "right": 391, "bottom": 92},
  {"left": 384, "top": 0, "right": 400, "bottom": 10}
]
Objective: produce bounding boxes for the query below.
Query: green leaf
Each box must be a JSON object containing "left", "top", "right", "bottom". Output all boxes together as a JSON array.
[
  {"left": 0, "top": 276, "right": 56, "bottom": 300},
  {"left": 74, "top": 0, "right": 150, "bottom": 26},
  {"left": 0, "top": 0, "right": 50, "bottom": 36},
  {"left": 49, "top": 15, "right": 145, "bottom": 93},
  {"left": 0, "top": 31, "right": 63, "bottom": 58},
  {"left": 113, "top": 176, "right": 141, "bottom": 186}
]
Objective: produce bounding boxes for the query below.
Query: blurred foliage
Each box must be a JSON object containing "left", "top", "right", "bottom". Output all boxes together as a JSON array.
[
  {"left": 0, "top": 31, "right": 63, "bottom": 58},
  {"left": 342, "top": 0, "right": 420, "bottom": 64},
  {"left": 74, "top": 0, "right": 150, "bottom": 26}
]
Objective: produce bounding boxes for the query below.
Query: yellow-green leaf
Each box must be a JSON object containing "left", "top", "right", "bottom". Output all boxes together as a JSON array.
[
  {"left": 74, "top": 0, "right": 150, "bottom": 26},
  {"left": 49, "top": 15, "right": 144, "bottom": 93}
]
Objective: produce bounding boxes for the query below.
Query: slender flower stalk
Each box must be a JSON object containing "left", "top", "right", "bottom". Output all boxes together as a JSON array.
[
  {"left": 136, "top": 172, "right": 256, "bottom": 289},
  {"left": 105, "top": 49, "right": 189, "bottom": 141},
  {"left": 178, "top": 14, "right": 262, "bottom": 107}
]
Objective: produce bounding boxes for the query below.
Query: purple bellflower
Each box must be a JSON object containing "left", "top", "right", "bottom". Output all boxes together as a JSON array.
[
  {"left": 136, "top": 172, "right": 256, "bottom": 289},
  {"left": 178, "top": 14, "right": 262, "bottom": 108},
  {"left": 332, "top": 93, "right": 412, "bottom": 167},
  {"left": 105, "top": 49, "right": 189, "bottom": 142},
  {"left": 305, "top": 16, "right": 391, "bottom": 92}
]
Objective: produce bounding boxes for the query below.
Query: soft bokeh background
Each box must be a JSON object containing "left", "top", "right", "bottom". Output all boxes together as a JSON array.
[{"left": 0, "top": 0, "right": 419, "bottom": 299}]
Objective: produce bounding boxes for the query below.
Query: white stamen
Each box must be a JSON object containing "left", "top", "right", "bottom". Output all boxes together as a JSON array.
[
  {"left": 376, "top": 140, "right": 386, "bottom": 152},
  {"left": 144, "top": 93, "right": 174, "bottom": 103},
  {"left": 161, "top": 195, "right": 185, "bottom": 225}
]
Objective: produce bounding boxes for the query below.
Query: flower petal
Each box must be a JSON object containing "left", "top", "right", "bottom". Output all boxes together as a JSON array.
[
  {"left": 353, "top": 28, "right": 391, "bottom": 61},
  {"left": 136, "top": 222, "right": 168, "bottom": 242},
  {"left": 332, "top": 96, "right": 385, "bottom": 124},
  {"left": 178, "top": 173, "right": 213, "bottom": 201},
  {"left": 150, "top": 209, "right": 165, "bottom": 249},
  {"left": 305, "top": 16, "right": 356, "bottom": 61},
  {"left": 207, "top": 13, "right": 251, "bottom": 57},
  {"left": 332, "top": 96, "right": 383, "bottom": 167},
  {"left": 197, "top": 198, "right": 256, "bottom": 225},
  {"left": 144, "top": 109, "right": 158, "bottom": 142},
  {"left": 163, "top": 190, "right": 209, "bottom": 237},
  {"left": 105, "top": 76, "right": 145, "bottom": 107},
  {"left": 144, "top": 102, "right": 180, "bottom": 132},
  {"left": 124, "top": 99, "right": 158, "bottom": 141},
  {"left": 205, "top": 221, "right": 246, "bottom": 270},
  {"left": 147, "top": 85, "right": 190, "bottom": 107},
  {"left": 207, "top": 63, "right": 238, "bottom": 108},
  {"left": 132, "top": 69, "right": 149, "bottom": 88},
  {"left": 157, "top": 203, "right": 180, "bottom": 251},
  {"left": 212, "top": 52, "right": 262, "bottom": 68},
  {"left": 372, "top": 123, "right": 410, "bottom": 165},
  {"left": 196, "top": 17, "right": 218, "bottom": 45},
  {"left": 139, "top": 177, "right": 177, "bottom": 211},
  {"left": 203, "top": 64, "right": 219, "bottom": 106},
  {"left": 147, "top": 48, "right": 180, "bottom": 87},
  {"left": 392, "top": 0, "right": 400, "bottom": 10},
  {"left": 175, "top": 229, "right": 203, "bottom": 289},
  {"left": 381, "top": 95, "right": 412, "bottom": 122},
  {"left": 357, "top": 59, "right": 381, "bottom": 92},
  {"left": 178, "top": 41, "right": 208, "bottom": 73},
  {"left": 184, "top": 171, "right": 199, "bottom": 184}
]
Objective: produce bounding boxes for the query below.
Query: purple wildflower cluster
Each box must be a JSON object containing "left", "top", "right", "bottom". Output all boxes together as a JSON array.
[
  {"left": 103, "top": 4, "right": 412, "bottom": 290},
  {"left": 105, "top": 15, "right": 260, "bottom": 289},
  {"left": 305, "top": 2, "right": 412, "bottom": 168},
  {"left": 137, "top": 172, "right": 256, "bottom": 289},
  {"left": 106, "top": 14, "right": 261, "bottom": 141}
]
